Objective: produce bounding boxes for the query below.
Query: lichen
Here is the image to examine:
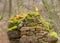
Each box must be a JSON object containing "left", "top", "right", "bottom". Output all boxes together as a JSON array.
[{"left": 8, "top": 7, "right": 58, "bottom": 39}]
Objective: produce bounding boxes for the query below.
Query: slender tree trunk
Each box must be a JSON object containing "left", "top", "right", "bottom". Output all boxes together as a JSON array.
[{"left": 9, "top": 0, "right": 12, "bottom": 18}]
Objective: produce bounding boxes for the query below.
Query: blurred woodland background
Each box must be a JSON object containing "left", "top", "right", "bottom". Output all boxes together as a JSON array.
[{"left": 0, "top": 0, "right": 60, "bottom": 43}]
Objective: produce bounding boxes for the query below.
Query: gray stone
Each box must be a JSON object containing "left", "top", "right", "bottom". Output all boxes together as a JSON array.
[
  {"left": 7, "top": 30, "right": 20, "bottom": 39},
  {"left": 20, "top": 27, "right": 30, "bottom": 31}
]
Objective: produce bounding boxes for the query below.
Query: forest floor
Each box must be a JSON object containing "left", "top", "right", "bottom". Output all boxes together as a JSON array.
[{"left": 0, "top": 20, "right": 10, "bottom": 43}]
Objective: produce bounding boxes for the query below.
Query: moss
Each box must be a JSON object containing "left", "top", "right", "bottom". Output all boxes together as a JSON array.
[
  {"left": 0, "top": 16, "right": 3, "bottom": 20},
  {"left": 42, "top": 22, "right": 50, "bottom": 31},
  {"left": 26, "top": 13, "right": 33, "bottom": 20},
  {"left": 49, "top": 31, "right": 58, "bottom": 38},
  {"left": 8, "top": 26, "right": 18, "bottom": 32}
]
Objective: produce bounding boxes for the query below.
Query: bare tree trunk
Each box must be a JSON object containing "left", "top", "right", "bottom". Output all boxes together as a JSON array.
[{"left": 9, "top": 0, "right": 12, "bottom": 18}]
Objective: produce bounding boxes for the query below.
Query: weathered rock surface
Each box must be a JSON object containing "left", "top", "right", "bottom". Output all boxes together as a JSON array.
[
  {"left": 19, "top": 27, "right": 58, "bottom": 43},
  {"left": 8, "top": 27, "right": 58, "bottom": 43},
  {"left": 7, "top": 13, "right": 58, "bottom": 43}
]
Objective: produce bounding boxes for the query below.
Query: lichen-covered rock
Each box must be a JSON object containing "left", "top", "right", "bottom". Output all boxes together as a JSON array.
[
  {"left": 7, "top": 30, "right": 20, "bottom": 39},
  {"left": 7, "top": 9, "right": 58, "bottom": 43},
  {"left": 19, "top": 27, "right": 58, "bottom": 43}
]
